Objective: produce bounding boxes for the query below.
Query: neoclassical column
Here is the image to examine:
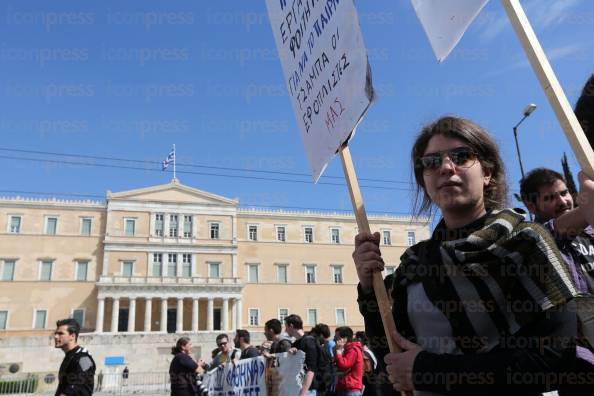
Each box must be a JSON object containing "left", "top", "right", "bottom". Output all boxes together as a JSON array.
[
  {"left": 128, "top": 298, "right": 136, "bottom": 332},
  {"left": 192, "top": 298, "right": 199, "bottom": 332},
  {"left": 207, "top": 298, "right": 214, "bottom": 331},
  {"left": 235, "top": 298, "right": 242, "bottom": 329},
  {"left": 95, "top": 297, "right": 105, "bottom": 333},
  {"left": 222, "top": 298, "right": 229, "bottom": 331},
  {"left": 176, "top": 298, "right": 184, "bottom": 333},
  {"left": 111, "top": 297, "right": 120, "bottom": 333},
  {"left": 144, "top": 297, "right": 152, "bottom": 332},
  {"left": 160, "top": 298, "right": 168, "bottom": 332},
  {"left": 231, "top": 299, "right": 237, "bottom": 330}
]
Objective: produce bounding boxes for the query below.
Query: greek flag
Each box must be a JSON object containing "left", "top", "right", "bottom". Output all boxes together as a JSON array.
[{"left": 162, "top": 148, "right": 175, "bottom": 171}]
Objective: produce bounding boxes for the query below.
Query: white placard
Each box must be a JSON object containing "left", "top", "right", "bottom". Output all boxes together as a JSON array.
[
  {"left": 202, "top": 352, "right": 305, "bottom": 396},
  {"left": 203, "top": 356, "right": 267, "bottom": 396},
  {"left": 266, "top": 0, "right": 374, "bottom": 181},
  {"left": 411, "top": 0, "right": 490, "bottom": 62}
]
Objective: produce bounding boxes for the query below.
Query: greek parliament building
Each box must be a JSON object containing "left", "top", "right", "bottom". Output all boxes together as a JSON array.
[{"left": 0, "top": 179, "right": 428, "bottom": 374}]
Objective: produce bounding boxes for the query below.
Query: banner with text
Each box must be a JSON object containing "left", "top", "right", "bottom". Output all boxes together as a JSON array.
[
  {"left": 202, "top": 351, "right": 305, "bottom": 396},
  {"left": 266, "top": 0, "right": 374, "bottom": 181}
]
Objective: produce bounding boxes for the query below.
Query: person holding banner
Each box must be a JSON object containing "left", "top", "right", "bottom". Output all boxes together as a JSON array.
[
  {"left": 199, "top": 333, "right": 240, "bottom": 371},
  {"left": 285, "top": 314, "right": 321, "bottom": 396},
  {"left": 354, "top": 116, "right": 579, "bottom": 395}
]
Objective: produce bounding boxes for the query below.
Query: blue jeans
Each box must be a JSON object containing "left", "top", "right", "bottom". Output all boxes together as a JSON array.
[{"left": 339, "top": 392, "right": 362, "bottom": 396}]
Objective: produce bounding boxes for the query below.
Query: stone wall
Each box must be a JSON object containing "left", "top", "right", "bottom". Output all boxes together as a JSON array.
[{"left": 0, "top": 331, "right": 265, "bottom": 375}]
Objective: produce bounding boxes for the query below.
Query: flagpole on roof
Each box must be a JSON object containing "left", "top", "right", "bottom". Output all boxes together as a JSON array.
[{"left": 173, "top": 144, "right": 176, "bottom": 181}]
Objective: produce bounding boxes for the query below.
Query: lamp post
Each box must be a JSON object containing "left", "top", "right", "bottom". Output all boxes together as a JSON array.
[
  {"left": 513, "top": 103, "right": 537, "bottom": 180},
  {"left": 513, "top": 103, "right": 537, "bottom": 220}
]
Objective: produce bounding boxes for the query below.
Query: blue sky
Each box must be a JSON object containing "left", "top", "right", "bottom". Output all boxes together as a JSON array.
[{"left": 0, "top": 0, "right": 592, "bottom": 222}]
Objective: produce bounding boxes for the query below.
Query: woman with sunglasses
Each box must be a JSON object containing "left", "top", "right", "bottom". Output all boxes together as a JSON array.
[{"left": 354, "top": 116, "right": 578, "bottom": 395}]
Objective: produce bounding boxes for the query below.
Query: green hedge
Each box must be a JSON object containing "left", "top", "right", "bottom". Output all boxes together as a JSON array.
[{"left": 0, "top": 376, "right": 38, "bottom": 394}]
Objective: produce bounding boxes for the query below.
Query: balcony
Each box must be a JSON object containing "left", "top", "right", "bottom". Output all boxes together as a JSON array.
[
  {"left": 98, "top": 275, "right": 241, "bottom": 285},
  {"left": 96, "top": 276, "right": 243, "bottom": 299}
]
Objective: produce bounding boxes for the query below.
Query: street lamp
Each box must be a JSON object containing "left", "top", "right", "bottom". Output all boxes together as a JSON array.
[
  {"left": 513, "top": 103, "right": 537, "bottom": 181},
  {"left": 513, "top": 103, "right": 537, "bottom": 220}
]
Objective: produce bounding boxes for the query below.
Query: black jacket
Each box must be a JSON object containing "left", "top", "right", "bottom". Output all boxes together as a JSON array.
[
  {"left": 55, "top": 346, "right": 96, "bottom": 396},
  {"left": 169, "top": 353, "right": 198, "bottom": 393}
]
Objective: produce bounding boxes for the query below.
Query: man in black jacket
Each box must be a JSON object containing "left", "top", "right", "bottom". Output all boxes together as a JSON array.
[
  {"left": 54, "top": 318, "right": 95, "bottom": 396},
  {"left": 263, "top": 318, "right": 292, "bottom": 354},
  {"left": 234, "top": 329, "right": 260, "bottom": 359},
  {"left": 285, "top": 314, "right": 319, "bottom": 396}
]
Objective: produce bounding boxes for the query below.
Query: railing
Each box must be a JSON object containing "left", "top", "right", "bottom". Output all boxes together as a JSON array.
[
  {"left": 97, "top": 372, "right": 170, "bottom": 395},
  {"left": 0, "top": 372, "right": 176, "bottom": 395},
  {"left": 0, "top": 374, "right": 38, "bottom": 395},
  {"left": 98, "top": 276, "right": 241, "bottom": 285}
]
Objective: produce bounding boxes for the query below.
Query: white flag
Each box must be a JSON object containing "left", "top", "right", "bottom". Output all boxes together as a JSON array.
[{"left": 411, "top": 0, "right": 489, "bottom": 62}]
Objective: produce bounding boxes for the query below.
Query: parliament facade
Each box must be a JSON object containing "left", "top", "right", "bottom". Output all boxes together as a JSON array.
[{"left": 0, "top": 179, "right": 428, "bottom": 342}]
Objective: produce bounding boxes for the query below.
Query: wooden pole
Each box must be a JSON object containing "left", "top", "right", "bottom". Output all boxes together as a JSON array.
[
  {"left": 339, "top": 144, "right": 402, "bottom": 351},
  {"left": 501, "top": 0, "right": 594, "bottom": 177}
]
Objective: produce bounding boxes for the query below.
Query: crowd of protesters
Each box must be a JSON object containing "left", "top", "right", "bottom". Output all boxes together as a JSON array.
[
  {"left": 54, "top": 74, "right": 594, "bottom": 396},
  {"left": 166, "top": 316, "right": 376, "bottom": 396}
]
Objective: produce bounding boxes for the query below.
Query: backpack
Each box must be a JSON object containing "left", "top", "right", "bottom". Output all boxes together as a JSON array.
[
  {"left": 362, "top": 350, "right": 377, "bottom": 375},
  {"left": 303, "top": 336, "right": 334, "bottom": 392},
  {"left": 271, "top": 338, "right": 292, "bottom": 354}
]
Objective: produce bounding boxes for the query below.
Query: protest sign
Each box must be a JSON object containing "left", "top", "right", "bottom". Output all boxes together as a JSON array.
[
  {"left": 202, "top": 352, "right": 305, "bottom": 396},
  {"left": 203, "top": 356, "right": 267, "bottom": 396},
  {"left": 266, "top": 0, "right": 402, "bottom": 369},
  {"left": 265, "top": 0, "right": 374, "bottom": 181},
  {"left": 411, "top": 0, "right": 489, "bottom": 62},
  {"left": 265, "top": 351, "right": 305, "bottom": 396}
]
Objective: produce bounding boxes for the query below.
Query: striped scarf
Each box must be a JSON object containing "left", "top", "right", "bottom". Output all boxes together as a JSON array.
[{"left": 393, "top": 208, "right": 578, "bottom": 353}]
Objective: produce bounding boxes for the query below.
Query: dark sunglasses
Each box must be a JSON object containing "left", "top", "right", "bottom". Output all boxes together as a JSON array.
[
  {"left": 217, "top": 342, "right": 227, "bottom": 347},
  {"left": 417, "top": 147, "right": 478, "bottom": 173}
]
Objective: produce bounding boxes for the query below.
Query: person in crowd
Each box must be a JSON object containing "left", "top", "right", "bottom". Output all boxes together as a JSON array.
[
  {"left": 122, "top": 366, "right": 129, "bottom": 386},
  {"left": 520, "top": 167, "right": 594, "bottom": 393},
  {"left": 285, "top": 314, "right": 319, "bottom": 396},
  {"left": 54, "top": 318, "right": 96, "bottom": 396},
  {"left": 355, "top": 331, "right": 388, "bottom": 396},
  {"left": 169, "top": 337, "right": 199, "bottom": 396},
  {"left": 199, "top": 333, "right": 240, "bottom": 370},
  {"left": 334, "top": 326, "right": 364, "bottom": 396},
  {"left": 211, "top": 347, "right": 219, "bottom": 360},
  {"left": 234, "top": 329, "right": 260, "bottom": 359},
  {"left": 520, "top": 168, "right": 594, "bottom": 293},
  {"left": 312, "top": 323, "right": 336, "bottom": 359},
  {"left": 354, "top": 116, "right": 578, "bottom": 395},
  {"left": 262, "top": 318, "right": 293, "bottom": 355},
  {"left": 310, "top": 323, "right": 338, "bottom": 395}
]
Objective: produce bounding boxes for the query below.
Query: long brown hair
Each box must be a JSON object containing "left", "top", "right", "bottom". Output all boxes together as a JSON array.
[{"left": 411, "top": 116, "right": 508, "bottom": 216}]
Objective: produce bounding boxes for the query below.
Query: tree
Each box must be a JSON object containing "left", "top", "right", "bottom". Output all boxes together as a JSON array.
[{"left": 561, "top": 152, "right": 578, "bottom": 206}]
